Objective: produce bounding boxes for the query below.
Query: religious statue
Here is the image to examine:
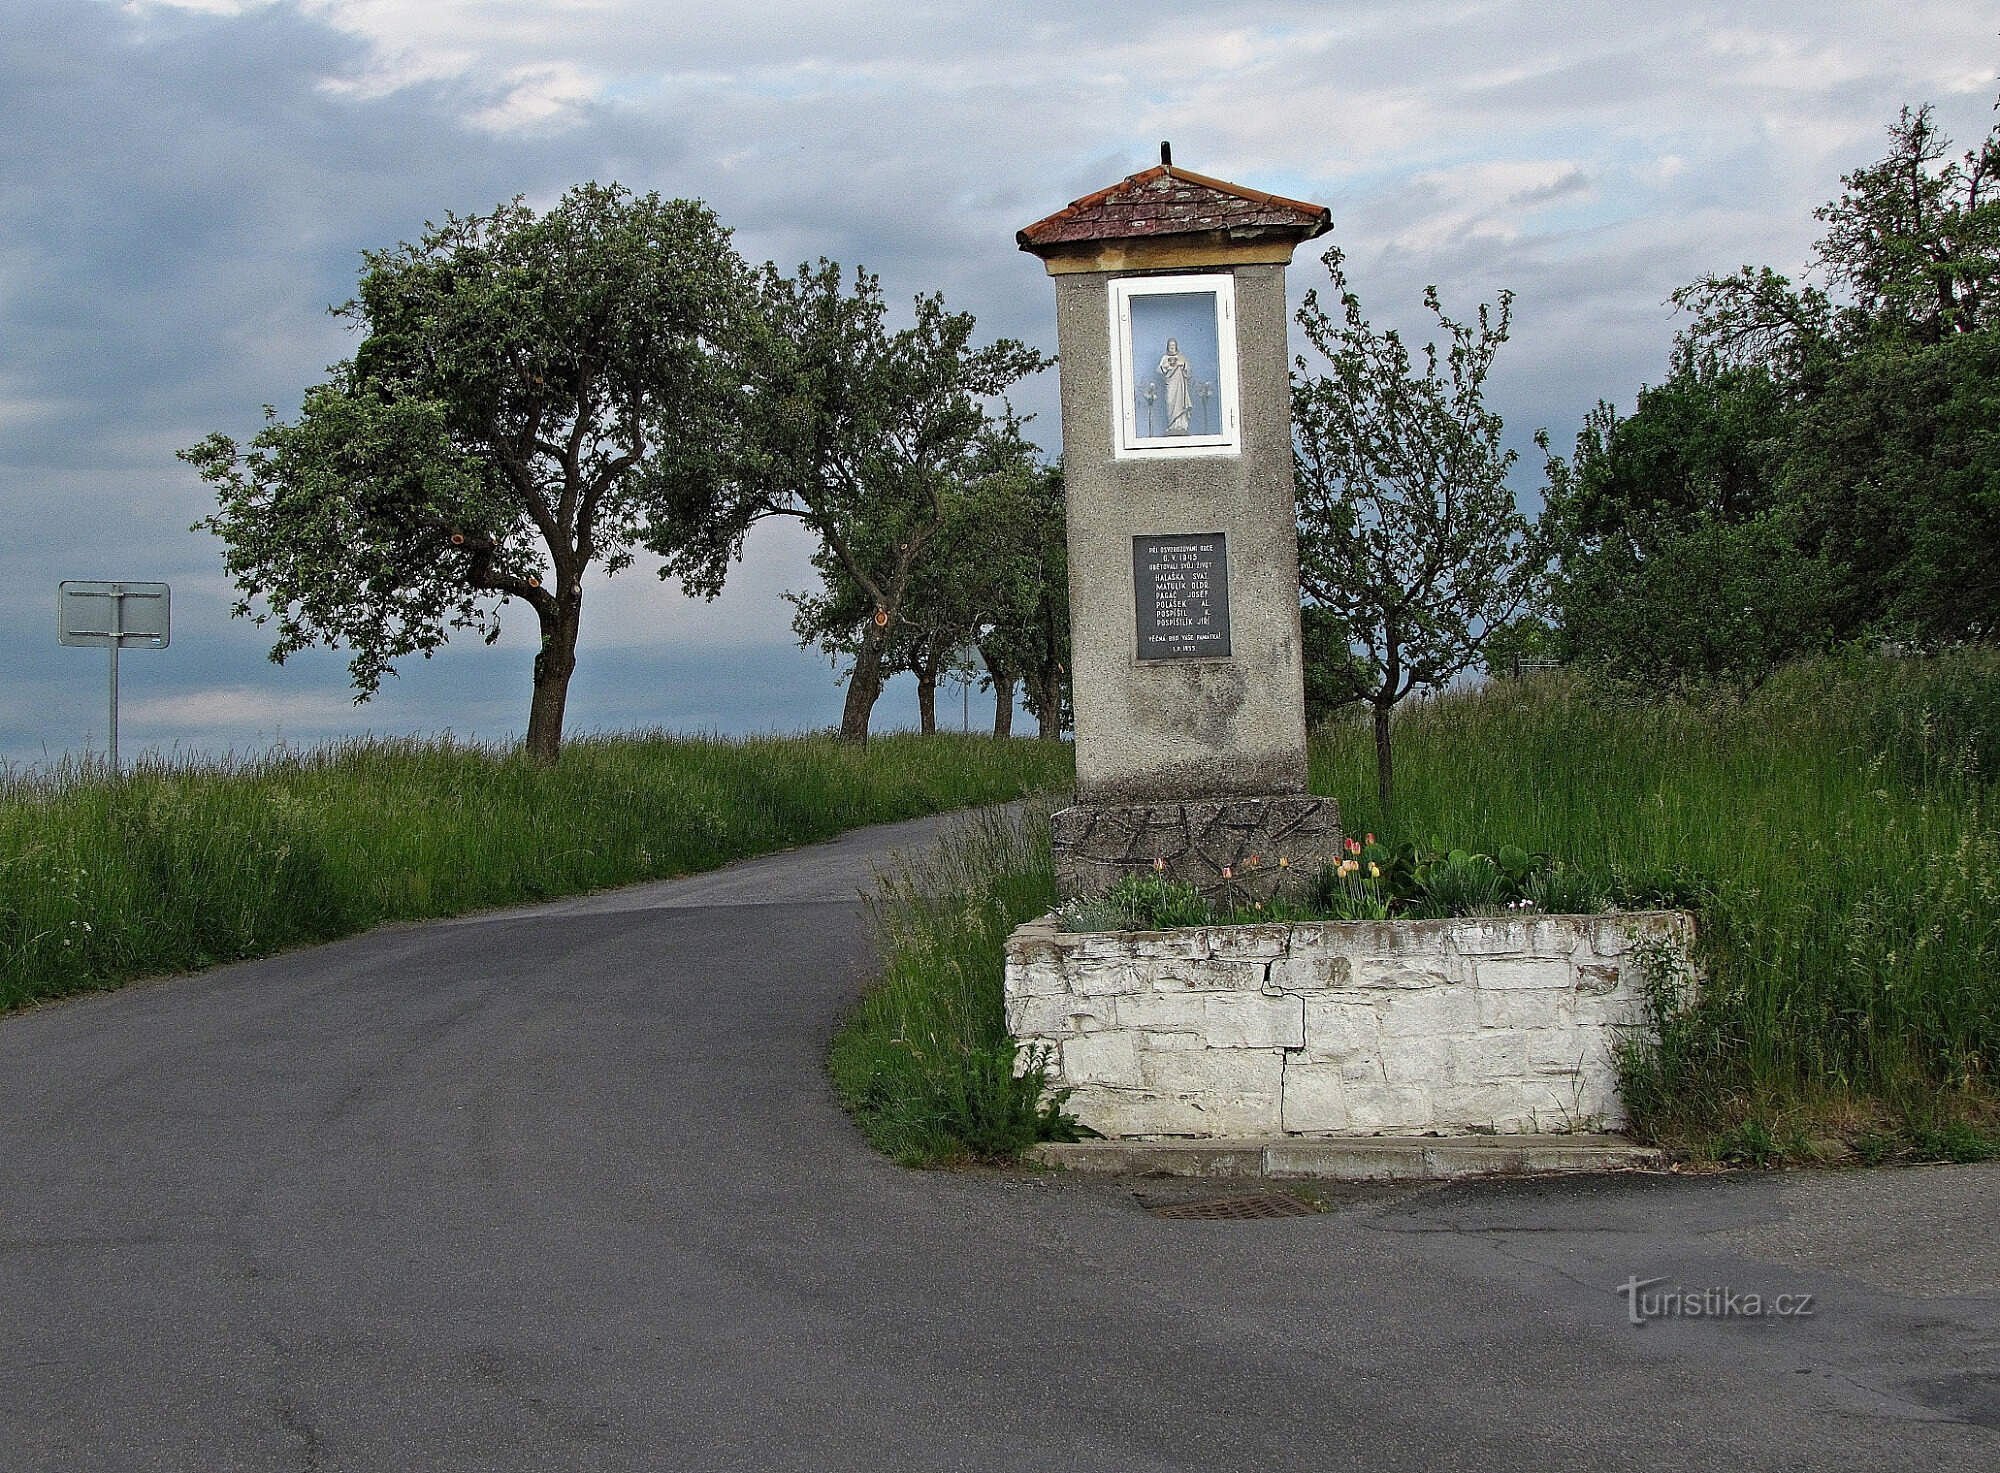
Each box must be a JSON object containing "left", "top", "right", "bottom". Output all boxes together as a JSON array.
[{"left": 1157, "top": 338, "right": 1193, "bottom": 435}]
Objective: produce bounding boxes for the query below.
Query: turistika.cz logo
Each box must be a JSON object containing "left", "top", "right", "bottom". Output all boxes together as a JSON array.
[{"left": 1616, "top": 1275, "right": 1818, "bottom": 1327}]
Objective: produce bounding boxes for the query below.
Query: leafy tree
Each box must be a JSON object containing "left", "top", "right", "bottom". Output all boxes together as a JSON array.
[
  {"left": 1675, "top": 101, "right": 1998, "bottom": 370},
  {"left": 790, "top": 450, "right": 1069, "bottom": 737},
  {"left": 182, "top": 184, "right": 748, "bottom": 762},
  {"left": 1299, "top": 602, "right": 1368, "bottom": 726},
  {"left": 1547, "top": 96, "right": 2000, "bottom": 685},
  {"left": 1479, "top": 614, "right": 1561, "bottom": 679},
  {"left": 1780, "top": 329, "right": 2000, "bottom": 645},
  {"left": 973, "top": 462, "right": 1070, "bottom": 739},
  {"left": 1538, "top": 357, "right": 1834, "bottom": 691},
  {"left": 655, "top": 261, "right": 1047, "bottom": 742},
  {"left": 1292, "top": 245, "right": 1538, "bottom": 812}
]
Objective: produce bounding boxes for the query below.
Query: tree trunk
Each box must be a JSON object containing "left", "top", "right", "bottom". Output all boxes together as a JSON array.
[
  {"left": 840, "top": 622, "right": 888, "bottom": 744},
  {"left": 525, "top": 599, "right": 582, "bottom": 765},
  {"left": 1022, "top": 666, "right": 1061, "bottom": 738},
  {"left": 916, "top": 664, "right": 938, "bottom": 735},
  {"left": 1373, "top": 699, "right": 1394, "bottom": 818},
  {"left": 992, "top": 675, "right": 1015, "bottom": 737}
]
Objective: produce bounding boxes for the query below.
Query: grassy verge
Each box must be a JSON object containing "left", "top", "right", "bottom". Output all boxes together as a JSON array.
[
  {"left": 1311, "top": 650, "right": 2000, "bottom": 1165},
  {"left": 828, "top": 802, "right": 1079, "bottom": 1166},
  {"left": 0, "top": 731, "right": 1074, "bottom": 1012}
]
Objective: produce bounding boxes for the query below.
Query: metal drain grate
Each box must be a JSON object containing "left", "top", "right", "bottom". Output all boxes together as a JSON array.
[{"left": 1145, "top": 1192, "right": 1322, "bottom": 1221}]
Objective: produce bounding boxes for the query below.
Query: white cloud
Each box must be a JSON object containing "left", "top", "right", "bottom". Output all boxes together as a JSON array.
[{"left": 122, "top": 685, "right": 357, "bottom": 728}]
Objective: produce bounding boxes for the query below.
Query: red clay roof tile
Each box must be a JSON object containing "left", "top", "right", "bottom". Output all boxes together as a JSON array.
[{"left": 1018, "top": 164, "right": 1330, "bottom": 253}]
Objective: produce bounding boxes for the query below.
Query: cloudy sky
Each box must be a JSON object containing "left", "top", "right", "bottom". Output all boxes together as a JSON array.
[{"left": 2, "top": 1, "right": 1994, "bottom": 767}]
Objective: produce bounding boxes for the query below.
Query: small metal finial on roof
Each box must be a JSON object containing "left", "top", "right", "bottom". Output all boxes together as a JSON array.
[{"left": 1160, "top": 140, "right": 1172, "bottom": 170}]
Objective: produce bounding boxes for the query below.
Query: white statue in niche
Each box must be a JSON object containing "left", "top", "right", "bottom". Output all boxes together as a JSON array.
[{"left": 1157, "top": 338, "right": 1193, "bottom": 435}]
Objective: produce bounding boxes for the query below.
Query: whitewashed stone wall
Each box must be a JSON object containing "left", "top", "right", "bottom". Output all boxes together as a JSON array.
[{"left": 1003, "top": 912, "right": 1694, "bottom": 1139}]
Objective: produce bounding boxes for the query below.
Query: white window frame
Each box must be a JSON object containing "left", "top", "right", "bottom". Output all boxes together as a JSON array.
[{"left": 1108, "top": 273, "right": 1241, "bottom": 459}]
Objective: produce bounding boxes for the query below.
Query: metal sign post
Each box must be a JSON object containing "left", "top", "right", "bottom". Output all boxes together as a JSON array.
[{"left": 58, "top": 581, "right": 170, "bottom": 773}]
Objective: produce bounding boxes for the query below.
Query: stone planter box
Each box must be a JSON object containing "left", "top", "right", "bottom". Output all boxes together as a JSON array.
[{"left": 1003, "top": 911, "right": 1695, "bottom": 1139}]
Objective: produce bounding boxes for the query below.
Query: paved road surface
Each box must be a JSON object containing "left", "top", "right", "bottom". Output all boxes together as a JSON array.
[{"left": 3, "top": 810, "right": 1995, "bottom": 1471}]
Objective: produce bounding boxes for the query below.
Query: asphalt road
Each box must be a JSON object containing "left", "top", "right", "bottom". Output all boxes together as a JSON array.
[{"left": 2, "top": 809, "right": 1995, "bottom": 1471}]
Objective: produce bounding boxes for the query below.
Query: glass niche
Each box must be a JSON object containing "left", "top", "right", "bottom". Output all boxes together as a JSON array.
[{"left": 1109, "top": 273, "right": 1240, "bottom": 457}]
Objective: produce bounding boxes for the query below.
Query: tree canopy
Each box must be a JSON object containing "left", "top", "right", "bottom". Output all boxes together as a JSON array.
[
  {"left": 653, "top": 259, "right": 1048, "bottom": 741},
  {"left": 789, "top": 447, "right": 1068, "bottom": 737},
  {"left": 1544, "top": 95, "right": 2000, "bottom": 688},
  {"left": 182, "top": 183, "right": 749, "bottom": 761}
]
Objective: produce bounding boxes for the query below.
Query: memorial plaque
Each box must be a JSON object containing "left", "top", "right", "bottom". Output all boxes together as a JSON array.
[{"left": 1132, "top": 532, "right": 1230, "bottom": 661}]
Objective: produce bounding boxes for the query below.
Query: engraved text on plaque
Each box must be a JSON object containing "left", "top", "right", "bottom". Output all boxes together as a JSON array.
[{"left": 1132, "top": 532, "right": 1230, "bottom": 661}]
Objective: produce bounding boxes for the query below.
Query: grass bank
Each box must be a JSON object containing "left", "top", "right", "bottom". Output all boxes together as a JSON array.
[
  {"left": 828, "top": 803, "right": 1079, "bottom": 1166},
  {"left": 0, "top": 731, "right": 1074, "bottom": 1012},
  {"left": 1312, "top": 650, "right": 2000, "bottom": 1164}
]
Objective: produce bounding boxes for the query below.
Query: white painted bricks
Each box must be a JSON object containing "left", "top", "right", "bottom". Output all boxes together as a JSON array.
[{"left": 1003, "top": 911, "right": 1694, "bottom": 1140}]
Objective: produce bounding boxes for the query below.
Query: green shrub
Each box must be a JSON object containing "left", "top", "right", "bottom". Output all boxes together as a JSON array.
[
  {"left": 1523, "top": 863, "right": 1610, "bottom": 915},
  {"left": 1409, "top": 851, "right": 1508, "bottom": 917}
]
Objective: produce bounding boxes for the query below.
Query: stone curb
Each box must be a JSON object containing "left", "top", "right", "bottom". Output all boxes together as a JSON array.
[{"left": 1025, "top": 1134, "right": 1666, "bottom": 1181}]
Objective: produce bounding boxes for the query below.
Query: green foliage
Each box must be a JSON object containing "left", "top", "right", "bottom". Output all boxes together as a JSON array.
[
  {"left": 1709, "top": 1119, "right": 1782, "bottom": 1168},
  {"left": 1780, "top": 328, "right": 2000, "bottom": 645},
  {"left": 1480, "top": 615, "right": 1561, "bottom": 678},
  {"left": 1291, "top": 243, "right": 1540, "bottom": 807},
  {"left": 653, "top": 260, "right": 1048, "bottom": 740},
  {"left": 182, "top": 185, "right": 752, "bottom": 760},
  {"left": 1311, "top": 653, "right": 2000, "bottom": 1154},
  {"left": 975, "top": 462, "right": 1072, "bottom": 739},
  {"left": 1547, "top": 97, "right": 2000, "bottom": 691},
  {"left": 0, "top": 733, "right": 1075, "bottom": 1012},
  {"left": 791, "top": 449, "right": 1069, "bottom": 737},
  {"left": 1054, "top": 839, "right": 1610, "bottom": 932},
  {"left": 1522, "top": 863, "right": 1609, "bottom": 916},
  {"left": 828, "top": 805, "right": 1084, "bottom": 1165},
  {"left": 1539, "top": 361, "right": 1838, "bottom": 693},
  {"left": 1057, "top": 874, "right": 1220, "bottom": 931}
]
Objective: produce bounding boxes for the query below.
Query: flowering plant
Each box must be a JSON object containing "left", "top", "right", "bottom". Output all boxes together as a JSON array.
[{"left": 1322, "top": 833, "right": 1391, "bottom": 919}]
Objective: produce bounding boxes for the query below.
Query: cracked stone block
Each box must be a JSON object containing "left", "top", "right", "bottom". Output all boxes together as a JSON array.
[
  {"left": 1376, "top": 1031, "right": 1452, "bottom": 1080},
  {"left": 1148, "top": 960, "right": 1265, "bottom": 992},
  {"left": 1062, "top": 1031, "right": 1145, "bottom": 1087},
  {"left": 1012, "top": 959, "right": 1072, "bottom": 998},
  {"left": 1006, "top": 993, "right": 1113, "bottom": 1039},
  {"left": 1525, "top": 1028, "right": 1596, "bottom": 1075},
  {"left": 1453, "top": 920, "right": 1532, "bottom": 956},
  {"left": 1205, "top": 927, "right": 1293, "bottom": 963},
  {"left": 1377, "top": 988, "right": 1478, "bottom": 1038},
  {"left": 1281, "top": 1061, "right": 1349, "bottom": 1132},
  {"left": 1476, "top": 991, "right": 1561, "bottom": 1030},
  {"left": 1351, "top": 961, "right": 1451, "bottom": 991},
  {"left": 1449, "top": 1033, "right": 1528, "bottom": 1082},
  {"left": 1340, "top": 1082, "right": 1435, "bottom": 1134},
  {"left": 1063, "top": 962, "right": 1143, "bottom": 998},
  {"left": 1300, "top": 997, "right": 1379, "bottom": 1055},
  {"left": 1268, "top": 952, "right": 1351, "bottom": 991},
  {"left": 1200, "top": 992, "right": 1305, "bottom": 1049},
  {"left": 1107, "top": 993, "right": 1208, "bottom": 1037}
]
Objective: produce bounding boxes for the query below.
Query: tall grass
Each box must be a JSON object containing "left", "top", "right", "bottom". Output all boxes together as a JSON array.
[
  {"left": 828, "top": 802, "right": 1079, "bottom": 1165},
  {"left": 1311, "top": 650, "right": 2000, "bottom": 1152},
  {"left": 0, "top": 731, "right": 1074, "bottom": 1011}
]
